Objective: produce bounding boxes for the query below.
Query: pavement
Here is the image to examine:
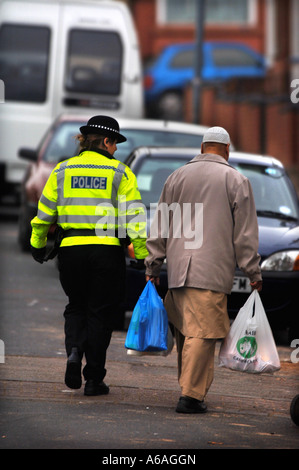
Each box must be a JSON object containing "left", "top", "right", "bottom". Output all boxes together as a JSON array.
[{"left": 0, "top": 332, "right": 298, "bottom": 451}]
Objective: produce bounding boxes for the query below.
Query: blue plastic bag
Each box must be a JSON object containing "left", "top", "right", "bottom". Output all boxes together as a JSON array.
[{"left": 125, "top": 280, "right": 168, "bottom": 352}]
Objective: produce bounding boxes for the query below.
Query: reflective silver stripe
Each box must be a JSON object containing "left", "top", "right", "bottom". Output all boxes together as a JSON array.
[
  {"left": 40, "top": 194, "right": 57, "bottom": 210},
  {"left": 57, "top": 214, "right": 117, "bottom": 224},
  {"left": 54, "top": 163, "right": 128, "bottom": 177},
  {"left": 56, "top": 160, "right": 69, "bottom": 207},
  {"left": 111, "top": 162, "right": 127, "bottom": 207},
  {"left": 125, "top": 213, "right": 146, "bottom": 224},
  {"left": 58, "top": 197, "right": 144, "bottom": 209},
  {"left": 119, "top": 198, "right": 145, "bottom": 208},
  {"left": 37, "top": 208, "right": 57, "bottom": 223},
  {"left": 60, "top": 197, "right": 113, "bottom": 207}
]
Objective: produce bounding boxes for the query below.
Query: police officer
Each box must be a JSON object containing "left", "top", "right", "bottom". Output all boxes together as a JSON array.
[{"left": 30, "top": 115, "right": 148, "bottom": 396}]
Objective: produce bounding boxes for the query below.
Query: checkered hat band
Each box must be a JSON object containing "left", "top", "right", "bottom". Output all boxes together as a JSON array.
[{"left": 89, "top": 124, "right": 120, "bottom": 135}]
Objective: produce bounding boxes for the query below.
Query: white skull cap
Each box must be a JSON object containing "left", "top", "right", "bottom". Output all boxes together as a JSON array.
[{"left": 202, "top": 126, "right": 230, "bottom": 145}]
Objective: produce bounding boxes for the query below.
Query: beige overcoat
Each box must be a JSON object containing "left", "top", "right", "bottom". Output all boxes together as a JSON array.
[
  {"left": 145, "top": 153, "right": 262, "bottom": 338},
  {"left": 145, "top": 153, "right": 262, "bottom": 294}
]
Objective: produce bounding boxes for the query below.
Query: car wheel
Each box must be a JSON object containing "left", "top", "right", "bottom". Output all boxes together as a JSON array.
[
  {"left": 290, "top": 395, "right": 299, "bottom": 426},
  {"left": 18, "top": 203, "right": 36, "bottom": 252},
  {"left": 158, "top": 92, "right": 183, "bottom": 121}
]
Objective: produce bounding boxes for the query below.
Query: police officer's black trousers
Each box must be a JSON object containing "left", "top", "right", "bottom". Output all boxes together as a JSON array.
[{"left": 58, "top": 244, "right": 125, "bottom": 383}]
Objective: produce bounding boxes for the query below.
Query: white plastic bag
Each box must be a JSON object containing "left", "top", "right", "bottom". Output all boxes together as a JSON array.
[{"left": 219, "top": 290, "right": 280, "bottom": 374}]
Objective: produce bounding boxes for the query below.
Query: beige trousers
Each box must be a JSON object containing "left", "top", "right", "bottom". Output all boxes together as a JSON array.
[
  {"left": 164, "top": 287, "right": 230, "bottom": 401},
  {"left": 174, "top": 328, "right": 216, "bottom": 401}
]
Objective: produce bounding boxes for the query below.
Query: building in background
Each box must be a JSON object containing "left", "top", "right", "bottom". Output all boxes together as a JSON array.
[{"left": 127, "top": 0, "right": 299, "bottom": 167}]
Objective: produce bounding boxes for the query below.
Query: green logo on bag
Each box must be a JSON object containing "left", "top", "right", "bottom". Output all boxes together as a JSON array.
[{"left": 237, "top": 336, "right": 257, "bottom": 359}]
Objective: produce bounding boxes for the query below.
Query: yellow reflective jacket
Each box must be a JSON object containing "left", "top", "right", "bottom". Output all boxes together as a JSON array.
[{"left": 30, "top": 150, "right": 148, "bottom": 259}]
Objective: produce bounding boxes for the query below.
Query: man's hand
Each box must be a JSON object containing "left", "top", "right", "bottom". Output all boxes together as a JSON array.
[
  {"left": 250, "top": 280, "right": 263, "bottom": 292},
  {"left": 145, "top": 275, "right": 160, "bottom": 286},
  {"left": 31, "top": 246, "right": 46, "bottom": 264}
]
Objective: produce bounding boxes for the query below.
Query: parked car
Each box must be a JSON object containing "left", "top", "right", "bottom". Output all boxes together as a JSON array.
[
  {"left": 144, "top": 42, "right": 267, "bottom": 120},
  {"left": 18, "top": 114, "right": 211, "bottom": 250},
  {"left": 124, "top": 146, "right": 299, "bottom": 340}
]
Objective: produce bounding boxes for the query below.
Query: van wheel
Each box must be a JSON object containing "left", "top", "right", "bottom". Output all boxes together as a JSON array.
[{"left": 158, "top": 92, "right": 183, "bottom": 121}]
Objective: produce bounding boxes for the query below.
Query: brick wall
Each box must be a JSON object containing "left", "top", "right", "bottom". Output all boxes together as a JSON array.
[
  {"left": 184, "top": 84, "right": 299, "bottom": 169},
  {"left": 130, "top": 0, "right": 267, "bottom": 61}
]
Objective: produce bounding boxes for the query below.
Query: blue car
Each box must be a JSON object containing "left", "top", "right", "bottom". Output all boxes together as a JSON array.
[{"left": 144, "top": 42, "right": 267, "bottom": 120}]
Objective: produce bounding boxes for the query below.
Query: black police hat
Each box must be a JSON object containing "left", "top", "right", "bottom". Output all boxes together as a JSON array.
[{"left": 80, "top": 115, "right": 127, "bottom": 143}]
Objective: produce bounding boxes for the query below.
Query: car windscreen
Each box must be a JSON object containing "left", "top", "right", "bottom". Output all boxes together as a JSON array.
[
  {"left": 115, "top": 129, "right": 202, "bottom": 162},
  {"left": 134, "top": 157, "right": 188, "bottom": 208},
  {"left": 42, "top": 125, "right": 202, "bottom": 163},
  {"left": 231, "top": 162, "right": 299, "bottom": 220}
]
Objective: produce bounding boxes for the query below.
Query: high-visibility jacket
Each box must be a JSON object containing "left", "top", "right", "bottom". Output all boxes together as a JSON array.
[{"left": 30, "top": 150, "right": 148, "bottom": 259}]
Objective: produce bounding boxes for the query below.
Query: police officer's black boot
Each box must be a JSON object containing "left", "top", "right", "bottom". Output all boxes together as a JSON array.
[
  {"left": 84, "top": 380, "right": 109, "bottom": 396},
  {"left": 65, "top": 347, "right": 82, "bottom": 389}
]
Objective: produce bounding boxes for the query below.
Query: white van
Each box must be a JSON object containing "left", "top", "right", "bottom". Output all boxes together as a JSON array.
[{"left": 0, "top": 0, "right": 144, "bottom": 199}]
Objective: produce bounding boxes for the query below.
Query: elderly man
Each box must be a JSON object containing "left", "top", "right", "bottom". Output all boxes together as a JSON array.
[{"left": 145, "top": 126, "right": 262, "bottom": 413}]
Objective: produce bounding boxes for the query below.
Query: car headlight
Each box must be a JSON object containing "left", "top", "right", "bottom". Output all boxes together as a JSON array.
[{"left": 261, "top": 250, "right": 299, "bottom": 271}]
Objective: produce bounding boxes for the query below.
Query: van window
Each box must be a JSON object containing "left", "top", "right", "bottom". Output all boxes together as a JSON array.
[
  {"left": 65, "top": 29, "right": 122, "bottom": 96},
  {"left": 0, "top": 24, "right": 50, "bottom": 103}
]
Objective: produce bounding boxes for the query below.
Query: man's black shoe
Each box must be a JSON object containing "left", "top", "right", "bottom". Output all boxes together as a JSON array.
[
  {"left": 176, "top": 396, "right": 207, "bottom": 414},
  {"left": 65, "top": 347, "right": 82, "bottom": 389},
  {"left": 84, "top": 380, "right": 110, "bottom": 396}
]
